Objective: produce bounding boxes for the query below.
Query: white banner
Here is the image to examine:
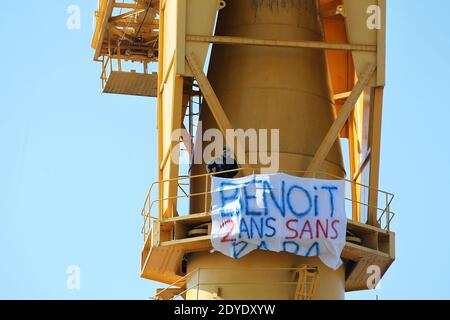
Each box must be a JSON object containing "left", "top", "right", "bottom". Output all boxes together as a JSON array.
[{"left": 210, "top": 173, "right": 347, "bottom": 270}]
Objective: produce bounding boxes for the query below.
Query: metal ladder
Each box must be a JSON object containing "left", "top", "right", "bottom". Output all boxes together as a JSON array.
[{"left": 294, "top": 265, "right": 319, "bottom": 300}]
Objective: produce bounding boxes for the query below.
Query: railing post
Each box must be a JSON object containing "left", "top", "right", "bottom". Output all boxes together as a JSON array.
[
  {"left": 204, "top": 175, "right": 209, "bottom": 214},
  {"left": 146, "top": 194, "right": 150, "bottom": 240},
  {"left": 117, "top": 42, "right": 122, "bottom": 72},
  {"left": 145, "top": 194, "right": 151, "bottom": 238},
  {"left": 143, "top": 196, "right": 146, "bottom": 241},
  {"left": 386, "top": 193, "right": 390, "bottom": 231},
  {"left": 108, "top": 37, "right": 112, "bottom": 74},
  {"left": 197, "top": 268, "right": 201, "bottom": 300}
]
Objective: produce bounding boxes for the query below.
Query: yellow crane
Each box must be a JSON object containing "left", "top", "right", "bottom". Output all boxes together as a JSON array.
[{"left": 92, "top": 0, "right": 395, "bottom": 300}]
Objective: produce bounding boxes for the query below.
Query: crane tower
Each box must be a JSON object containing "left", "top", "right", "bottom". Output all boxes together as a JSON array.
[{"left": 92, "top": 0, "right": 395, "bottom": 300}]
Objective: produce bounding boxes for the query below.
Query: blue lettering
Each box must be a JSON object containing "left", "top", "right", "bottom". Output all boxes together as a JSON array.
[
  {"left": 257, "top": 241, "right": 269, "bottom": 251},
  {"left": 305, "top": 242, "right": 320, "bottom": 257},
  {"left": 287, "top": 185, "right": 312, "bottom": 218},
  {"left": 250, "top": 217, "right": 264, "bottom": 239},
  {"left": 322, "top": 186, "right": 338, "bottom": 217},
  {"left": 243, "top": 179, "right": 264, "bottom": 216},
  {"left": 239, "top": 218, "right": 251, "bottom": 239},
  {"left": 264, "top": 217, "right": 276, "bottom": 238},
  {"left": 314, "top": 186, "right": 319, "bottom": 216},
  {"left": 233, "top": 241, "right": 249, "bottom": 259},
  {"left": 220, "top": 182, "right": 240, "bottom": 218},
  {"left": 263, "top": 181, "right": 286, "bottom": 217}
]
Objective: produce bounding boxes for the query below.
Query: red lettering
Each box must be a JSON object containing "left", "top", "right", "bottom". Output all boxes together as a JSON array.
[
  {"left": 316, "top": 219, "right": 329, "bottom": 239},
  {"left": 299, "top": 220, "right": 313, "bottom": 240},
  {"left": 220, "top": 219, "right": 236, "bottom": 243},
  {"left": 331, "top": 219, "right": 340, "bottom": 240},
  {"left": 285, "top": 219, "right": 299, "bottom": 239}
]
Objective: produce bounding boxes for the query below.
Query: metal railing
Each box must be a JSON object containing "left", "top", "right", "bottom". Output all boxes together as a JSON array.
[
  {"left": 100, "top": 53, "right": 152, "bottom": 91},
  {"left": 151, "top": 267, "right": 319, "bottom": 300},
  {"left": 141, "top": 168, "right": 395, "bottom": 242},
  {"left": 100, "top": 55, "right": 112, "bottom": 90}
]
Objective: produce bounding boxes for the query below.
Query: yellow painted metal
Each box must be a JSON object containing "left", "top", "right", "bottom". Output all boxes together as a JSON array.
[
  {"left": 186, "top": 35, "right": 377, "bottom": 52},
  {"left": 91, "top": 0, "right": 388, "bottom": 225},
  {"left": 294, "top": 265, "right": 319, "bottom": 300},
  {"left": 185, "top": 52, "right": 253, "bottom": 173},
  {"left": 188, "top": 0, "right": 346, "bottom": 300},
  {"left": 156, "top": 0, "right": 223, "bottom": 219},
  {"left": 142, "top": 216, "right": 395, "bottom": 295},
  {"left": 342, "top": 0, "right": 387, "bottom": 226},
  {"left": 103, "top": 71, "right": 158, "bottom": 97},
  {"left": 186, "top": 254, "right": 344, "bottom": 300},
  {"left": 182, "top": 0, "right": 224, "bottom": 76},
  {"left": 90, "top": 0, "right": 394, "bottom": 301},
  {"left": 151, "top": 267, "right": 320, "bottom": 300},
  {"left": 92, "top": 1, "right": 160, "bottom": 98},
  {"left": 92, "top": 0, "right": 159, "bottom": 62},
  {"left": 306, "top": 63, "right": 376, "bottom": 174},
  {"left": 139, "top": 169, "right": 395, "bottom": 294},
  {"left": 343, "top": 0, "right": 378, "bottom": 85},
  {"left": 159, "top": 0, "right": 185, "bottom": 219}
]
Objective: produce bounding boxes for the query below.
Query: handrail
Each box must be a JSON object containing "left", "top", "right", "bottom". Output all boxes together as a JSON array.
[
  {"left": 142, "top": 190, "right": 394, "bottom": 237},
  {"left": 152, "top": 267, "right": 320, "bottom": 300},
  {"left": 99, "top": 51, "right": 154, "bottom": 92},
  {"left": 152, "top": 268, "right": 199, "bottom": 300},
  {"left": 141, "top": 167, "right": 395, "bottom": 243},
  {"left": 145, "top": 167, "right": 394, "bottom": 198},
  {"left": 100, "top": 55, "right": 111, "bottom": 90}
]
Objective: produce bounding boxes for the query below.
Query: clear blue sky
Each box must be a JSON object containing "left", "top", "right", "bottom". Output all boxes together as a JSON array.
[{"left": 1, "top": 0, "right": 449, "bottom": 300}]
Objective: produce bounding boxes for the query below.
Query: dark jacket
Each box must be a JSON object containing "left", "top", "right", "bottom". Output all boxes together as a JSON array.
[{"left": 207, "top": 156, "right": 239, "bottom": 178}]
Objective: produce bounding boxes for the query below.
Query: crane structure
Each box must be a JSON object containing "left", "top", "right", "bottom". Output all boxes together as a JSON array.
[{"left": 92, "top": 0, "right": 395, "bottom": 300}]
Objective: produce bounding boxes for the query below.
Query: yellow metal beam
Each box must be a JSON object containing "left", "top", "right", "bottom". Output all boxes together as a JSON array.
[
  {"left": 110, "top": 9, "right": 145, "bottom": 22},
  {"left": 185, "top": 52, "right": 251, "bottom": 170},
  {"left": 113, "top": 2, "right": 146, "bottom": 10},
  {"left": 307, "top": 63, "right": 377, "bottom": 174},
  {"left": 185, "top": 52, "right": 233, "bottom": 133},
  {"left": 157, "top": 0, "right": 165, "bottom": 218},
  {"left": 186, "top": 35, "right": 377, "bottom": 52},
  {"left": 93, "top": 0, "right": 115, "bottom": 61},
  {"left": 377, "top": 0, "right": 387, "bottom": 86},
  {"left": 334, "top": 91, "right": 351, "bottom": 101},
  {"left": 352, "top": 148, "right": 371, "bottom": 182},
  {"left": 367, "top": 87, "right": 384, "bottom": 226},
  {"left": 109, "top": 25, "right": 135, "bottom": 42}
]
